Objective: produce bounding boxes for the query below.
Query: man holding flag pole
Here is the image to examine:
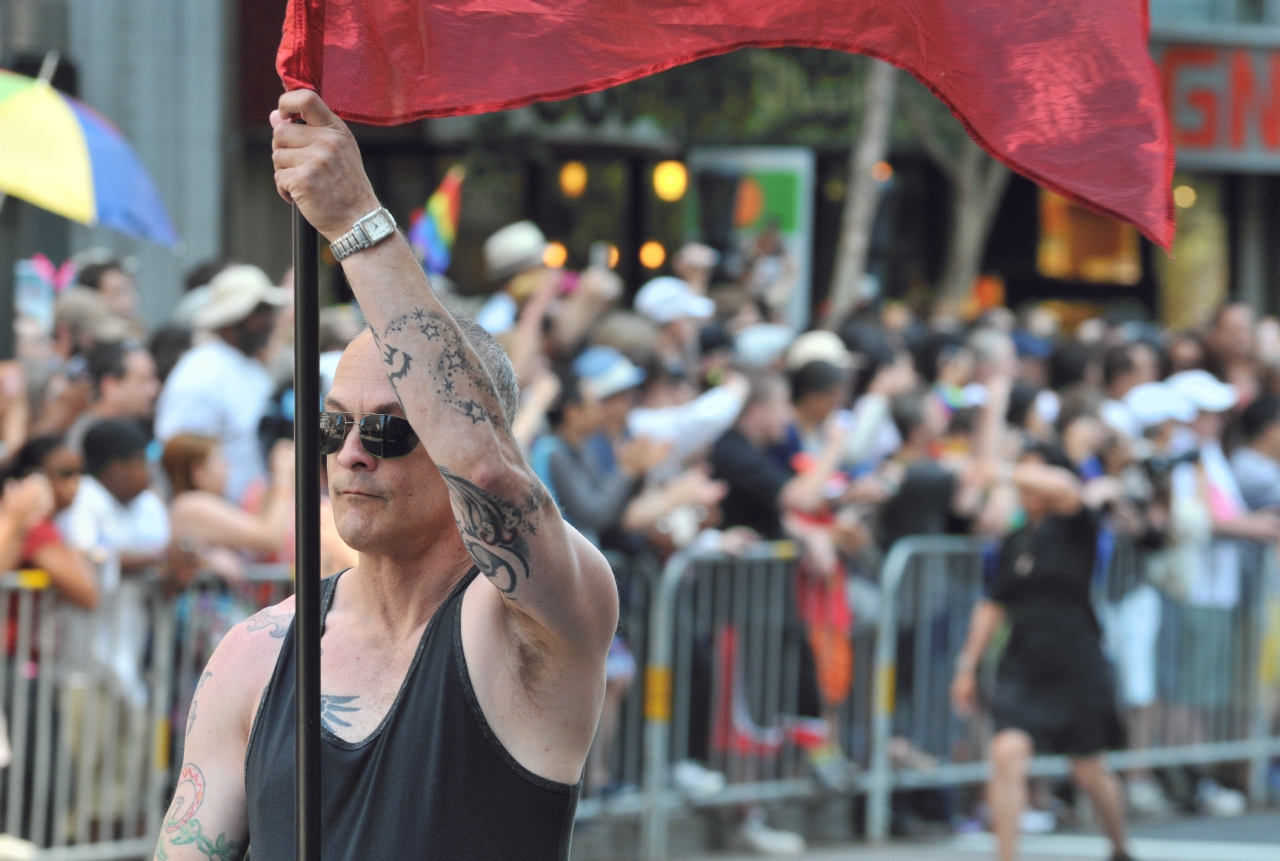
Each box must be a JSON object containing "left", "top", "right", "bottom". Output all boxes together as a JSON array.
[
  {"left": 152, "top": 89, "right": 619, "bottom": 861},
  {"left": 148, "top": 1, "right": 1177, "bottom": 858}
]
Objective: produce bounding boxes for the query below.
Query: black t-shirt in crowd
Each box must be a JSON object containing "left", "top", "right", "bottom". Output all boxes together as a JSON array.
[
  {"left": 710, "top": 429, "right": 794, "bottom": 540},
  {"left": 878, "top": 460, "right": 964, "bottom": 550},
  {"left": 988, "top": 506, "right": 1101, "bottom": 647}
]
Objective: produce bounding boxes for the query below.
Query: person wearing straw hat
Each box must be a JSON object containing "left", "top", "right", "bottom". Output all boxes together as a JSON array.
[
  {"left": 152, "top": 90, "right": 617, "bottom": 861},
  {"left": 154, "top": 265, "right": 286, "bottom": 505}
]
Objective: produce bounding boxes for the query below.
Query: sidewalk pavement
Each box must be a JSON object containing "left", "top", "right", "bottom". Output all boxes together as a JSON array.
[{"left": 685, "top": 822, "right": 1280, "bottom": 861}]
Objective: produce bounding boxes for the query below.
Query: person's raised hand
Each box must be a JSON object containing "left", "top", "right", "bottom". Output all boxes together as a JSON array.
[
  {"left": 0, "top": 363, "right": 26, "bottom": 404},
  {"left": 271, "top": 90, "right": 381, "bottom": 242},
  {"left": 666, "top": 467, "right": 727, "bottom": 509},
  {"left": 617, "top": 436, "right": 672, "bottom": 478},
  {"left": 868, "top": 357, "right": 916, "bottom": 398},
  {"left": 1, "top": 475, "right": 53, "bottom": 531},
  {"left": 576, "top": 267, "right": 623, "bottom": 306}
]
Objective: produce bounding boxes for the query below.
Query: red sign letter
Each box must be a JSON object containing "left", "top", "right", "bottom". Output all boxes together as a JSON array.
[{"left": 1164, "top": 47, "right": 1219, "bottom": 148}]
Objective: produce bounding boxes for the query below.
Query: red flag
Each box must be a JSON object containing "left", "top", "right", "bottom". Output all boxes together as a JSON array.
[{"left": 278, "top": 1, "right": 1174, "bottom": 250}]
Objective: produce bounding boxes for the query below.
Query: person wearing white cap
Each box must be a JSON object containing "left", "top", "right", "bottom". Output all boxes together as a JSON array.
[
  {"left": 1154, "top": 371, "right": 1280, "bottom": 817},
  {"left": 155, "top": 265, "right": 286, "bottom": 504},
  {"left": 1098, "top": 381, "right": 1195, "bottom": 818},
  {"left": 634, "top": 276, "right": 714, "bottom": 380}
]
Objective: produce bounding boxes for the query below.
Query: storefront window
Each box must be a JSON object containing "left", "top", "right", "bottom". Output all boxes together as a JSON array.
[{"left": 1155, "top": 173, "right": 1229, "bottom": 330}]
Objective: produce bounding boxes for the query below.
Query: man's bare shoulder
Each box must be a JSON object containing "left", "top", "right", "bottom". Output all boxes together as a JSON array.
[{"left": 200, "top": 595, "right": 295, "bottom": 736}]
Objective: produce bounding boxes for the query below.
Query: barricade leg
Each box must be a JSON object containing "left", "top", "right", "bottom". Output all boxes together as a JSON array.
[{"left": 641, "top": 553, "right": 691, "bottom": 861}]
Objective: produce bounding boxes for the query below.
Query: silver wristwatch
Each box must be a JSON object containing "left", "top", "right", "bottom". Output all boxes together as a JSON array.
[{"left": 329, "top": 206, "right": 398, "bottom": 261}]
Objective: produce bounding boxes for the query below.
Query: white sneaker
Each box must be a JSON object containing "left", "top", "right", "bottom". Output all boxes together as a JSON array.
[
  {"left": 1019, "top": 807, "right": 1056, "bottom": 834},
  {"left": 1197, "top": 779, "right": 1246, "bottom": 818},
  {"left": 732, "top": 813, "right": 806, "bottom": 855},
  {"left": 671, "top": 760, "right": 726, "bottom": 800},
  {"left": 1126, "top": 778, "right": 1173, "bottom": 818}
]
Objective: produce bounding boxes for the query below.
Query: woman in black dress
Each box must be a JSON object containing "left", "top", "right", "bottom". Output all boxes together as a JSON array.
[{"left": 951, "top": 445, "right": 1131, "bottom": 861}]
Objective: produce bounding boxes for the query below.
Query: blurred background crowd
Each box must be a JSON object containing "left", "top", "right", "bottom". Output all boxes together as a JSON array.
[
  {"left": 3, "top": 218, "right": 1280, "bottom": 842},
  {"left": 6, "top": 1, "right": 1280, "bottom": 854}
]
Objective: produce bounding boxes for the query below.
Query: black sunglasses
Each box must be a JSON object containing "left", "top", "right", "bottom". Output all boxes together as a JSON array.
[{"left": 319, "top": 412, "right": 420, "bottom": 459}]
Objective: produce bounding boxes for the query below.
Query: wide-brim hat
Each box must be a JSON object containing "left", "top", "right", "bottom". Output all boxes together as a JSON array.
[
  {"left": 786, "top": 330, "right": 852, "bottom": 371},
  {"left": 484, "top": 221, "right": 549, "bottom": 282},
  {"left": 193, "top": 265, "right": 287, "bottom": 330}
]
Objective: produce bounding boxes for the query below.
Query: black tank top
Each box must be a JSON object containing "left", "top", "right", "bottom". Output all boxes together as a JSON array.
[{"left": 244, "top": 569, "right": 580, "bottom": 860}]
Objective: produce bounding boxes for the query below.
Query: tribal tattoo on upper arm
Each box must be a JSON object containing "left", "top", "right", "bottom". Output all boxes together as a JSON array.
[
  {"left": 437, "top": 467, "right": 535, "bottom": 595},
  {"left": 376, "top": 308, "right": 552, "bottom": 597}
]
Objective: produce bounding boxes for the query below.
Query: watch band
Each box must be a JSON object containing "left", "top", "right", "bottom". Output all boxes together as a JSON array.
[
  {"left": 330, "top": 224, "right": 368, "bottom": 261},
  {"left": 329, "top": 207, "right": 396, "bottom": 262}
]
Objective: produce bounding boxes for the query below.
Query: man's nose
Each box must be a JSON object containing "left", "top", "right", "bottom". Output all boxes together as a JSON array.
[{"left": 334, "top": 421, "right": 376, "bottom": 469}]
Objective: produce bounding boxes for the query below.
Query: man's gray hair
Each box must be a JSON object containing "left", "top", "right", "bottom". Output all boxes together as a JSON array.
[
  {"left": 355, "top": 313, "right": 520, "bottom": 432},
  {"left": 453, "top": 313, "right": 520, "bottom": 432}
]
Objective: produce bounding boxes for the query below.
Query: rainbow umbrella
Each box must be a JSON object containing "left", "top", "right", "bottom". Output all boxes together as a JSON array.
[
  {"left": 0, "top": 69, "right": 177, "bottom": 246},
  {"left": 407, "top": 164, "right": 464, "bottom": 274}
]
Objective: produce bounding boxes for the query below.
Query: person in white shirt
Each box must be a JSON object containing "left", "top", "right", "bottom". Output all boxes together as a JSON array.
[
  {"left": 154, "top": 266, "right": 285, "bottom": 504},
  {"left": 57, "top": 419, "right": 170, "bottom": 706}
]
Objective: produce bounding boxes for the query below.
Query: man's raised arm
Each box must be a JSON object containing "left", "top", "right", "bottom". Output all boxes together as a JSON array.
[{"left": 270, "top": 90, "right": 616, "bottom": 654}]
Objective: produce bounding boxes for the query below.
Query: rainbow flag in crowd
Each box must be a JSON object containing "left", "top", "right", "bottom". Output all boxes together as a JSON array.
[{"left": 407, "top": 164, "right": 465, "bottom": 274}]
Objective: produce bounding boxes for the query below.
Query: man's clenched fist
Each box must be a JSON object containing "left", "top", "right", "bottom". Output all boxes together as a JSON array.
[{"left": 271, "top": 90, "right": 381, "bottom": 242}]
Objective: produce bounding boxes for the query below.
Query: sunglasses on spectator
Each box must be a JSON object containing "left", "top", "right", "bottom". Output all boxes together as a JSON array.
[{"left": 319, "top": 412, "right": 420, "bottom": 459}]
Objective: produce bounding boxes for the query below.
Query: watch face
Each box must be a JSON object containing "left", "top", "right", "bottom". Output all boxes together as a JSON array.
[{"left": 362, "top": 210, "right": 395, "bottom": 242}]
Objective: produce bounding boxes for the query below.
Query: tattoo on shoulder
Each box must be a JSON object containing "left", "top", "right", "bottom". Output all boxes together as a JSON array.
[
  {"left": 320, "top": 694, "right": 361, "bottom": 733},
  {"left": 244, "top": 605, "right": 292, "bottom": 639},
  {"left": 438, "top": 466, "right": 547, "bottom": 595},
  {"left": 160, "top": 763, "right": 245, "bottom": 860},
  {"left": 186, "top": 671, "right": 212, "bottom": 736}
]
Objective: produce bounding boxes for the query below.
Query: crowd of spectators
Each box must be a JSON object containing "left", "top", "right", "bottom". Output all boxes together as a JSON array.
[{"left": 4, "top": 224, "right": 1280, "bottom": 852}]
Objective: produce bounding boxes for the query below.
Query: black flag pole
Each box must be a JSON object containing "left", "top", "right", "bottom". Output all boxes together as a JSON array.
[{"left": 293, "top": 204, "right": 322, "bottom": 861}]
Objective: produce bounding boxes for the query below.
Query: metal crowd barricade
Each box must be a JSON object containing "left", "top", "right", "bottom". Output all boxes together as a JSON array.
[
  {"left": 574, "top": 552, "right": 658, "bottom": 818},
  {"left": 640, "top": 542, "right": 864, "bottom": 859},
  {"left": 863, "top": 535, "right": 1280, "bottom": 842},
  {"left": 0, "top": 564, "right": 292, "bottom": 861},
  {"left": 169, "top": 564, "right": 293, "bottom": 772}
]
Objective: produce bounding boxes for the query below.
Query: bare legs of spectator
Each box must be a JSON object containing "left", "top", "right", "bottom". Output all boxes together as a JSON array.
[
  {"left": 988, "top": 730, "right": 1129, "bottom": 861},
  {"left": 1070, "top": 756, "right": 1128, "bottom": 856},
  {"left": 587, "top": 675, "right": 632, "bottom": 792},
  {"left": 988, "top": 729, "right": 1030, "bottom": 861}
]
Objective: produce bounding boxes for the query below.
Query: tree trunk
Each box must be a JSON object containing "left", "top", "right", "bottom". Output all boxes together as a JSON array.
[
  {"left": 822, "top": 59, "right": 897, "bottom": 330},
  {"left": 937, "top": 138, "right": 1010, "bottom": 311}
]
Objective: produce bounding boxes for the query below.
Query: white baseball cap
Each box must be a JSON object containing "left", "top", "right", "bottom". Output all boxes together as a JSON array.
[
  {"left": 634, "top": 276, "right": 714, "bottom": 324},
  {"left": 1124, "top": 382, "right": 1197, "bottom": 428},
  {"left": 1167, "top": 370, "right": 1238, "bottom": 413},
  {"left": 734, "top": 323, "right": 794, "bottom": 370},
  {"left": 193, "top": 265, "right": 287, "bottom": 330},
  {"left": 573, "top": 346, "right": 646, "bottom": 400}
]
